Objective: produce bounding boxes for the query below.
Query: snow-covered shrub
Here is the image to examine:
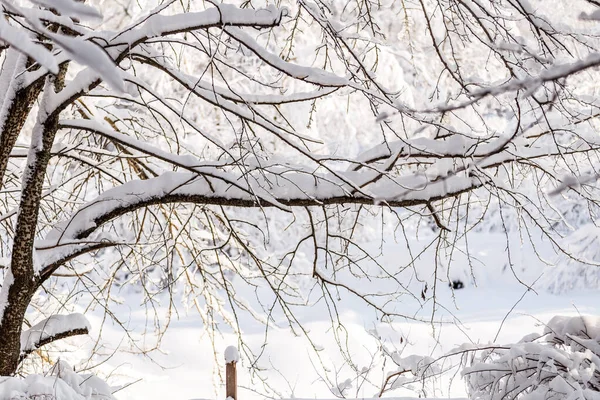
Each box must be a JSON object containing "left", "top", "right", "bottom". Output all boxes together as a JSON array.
[
  {"left": 462, "top": 315, "right": 600, "bottom": 400},
  {"left": 540, "top": 225, "right": 600, "bottom": 294},
  {"left": 0, "top": 361, "right": 115, "bottom": 400}
]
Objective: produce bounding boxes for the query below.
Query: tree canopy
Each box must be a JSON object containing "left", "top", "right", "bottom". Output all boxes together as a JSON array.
[{"left": 0, "top": 0, "right": 599, "bottom": 397}]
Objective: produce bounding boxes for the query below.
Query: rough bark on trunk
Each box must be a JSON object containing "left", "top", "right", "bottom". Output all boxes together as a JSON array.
[
  {"left": 0, "top": 54, "right": 45, "bottom": 188},
  {"left": 0, "top": 67, "right": 67, "bottom": 375}
]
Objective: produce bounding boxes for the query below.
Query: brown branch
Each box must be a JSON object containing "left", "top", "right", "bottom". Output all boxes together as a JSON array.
[{"left": 18, "top": 327, "right": 89, "bottom": 364}]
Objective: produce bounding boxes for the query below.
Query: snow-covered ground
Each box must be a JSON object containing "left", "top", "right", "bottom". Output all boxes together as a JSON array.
[
  {"left": 56, "top": 231, "right": 598, "bottom": 400},
  {"left": 94, "top": 289, "right": 596, "bottom": 400}
]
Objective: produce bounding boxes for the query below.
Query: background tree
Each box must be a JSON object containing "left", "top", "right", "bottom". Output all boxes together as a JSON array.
[{"left": 0, "top": 0, "right": 599, "bottom": 392}]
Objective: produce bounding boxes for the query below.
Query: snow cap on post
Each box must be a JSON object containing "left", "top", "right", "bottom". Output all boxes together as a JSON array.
[{"left": 224, "top": 345, "right": 239, "bottom": 363}]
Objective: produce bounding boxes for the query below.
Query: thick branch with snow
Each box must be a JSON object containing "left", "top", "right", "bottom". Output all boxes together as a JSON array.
[{"left": 19, "top": 314, "right": 91, "bottom": 362}]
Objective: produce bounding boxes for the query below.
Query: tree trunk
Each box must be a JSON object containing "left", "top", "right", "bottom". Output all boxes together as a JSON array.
[
  {"left": 0, "top": 67, "right": 66, "bottom": 375},
  {"left": 0, "top": 52, "right": 45, "bottom": 187}
]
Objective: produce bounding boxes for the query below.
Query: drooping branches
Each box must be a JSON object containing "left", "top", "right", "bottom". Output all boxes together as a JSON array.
[{"left": 0, "top": 0, "right": 598, "bottom": 386}]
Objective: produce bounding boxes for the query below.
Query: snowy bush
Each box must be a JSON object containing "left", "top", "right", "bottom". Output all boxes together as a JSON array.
[
  {"left": 0, "top": 360, "right": 115, "bottom": 400},
  {"left": 462, "top": 315, "right": 600, "bottom": 400}
]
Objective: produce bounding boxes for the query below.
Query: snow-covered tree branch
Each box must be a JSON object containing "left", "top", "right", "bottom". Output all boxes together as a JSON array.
[{"left": 0, "top": 0, "right": 599, "bottom": 397}]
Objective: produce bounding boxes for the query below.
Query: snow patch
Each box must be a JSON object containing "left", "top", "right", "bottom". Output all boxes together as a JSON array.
[{"left": 0, "top": 360, "right": 114, "bottom": 400}]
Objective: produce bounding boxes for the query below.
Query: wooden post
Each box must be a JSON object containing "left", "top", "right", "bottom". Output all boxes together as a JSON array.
[
  {"left": 225, "top": 346, "right": 238, "bottom": 400},
  {"left": 226, "top": 359, "right": 237, "bottom": 400}
]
